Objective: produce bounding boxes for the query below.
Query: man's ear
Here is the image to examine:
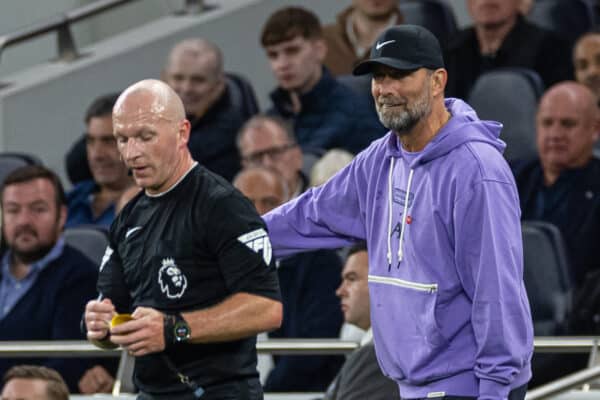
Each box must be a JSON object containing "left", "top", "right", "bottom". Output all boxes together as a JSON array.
[
  {"left": 58, "top": 204, "right": 67, "bottom": 232},
  {"left": 314, "top": 39, "right": 328, "bottom": 63},
  {"left": 431, "top": 68, "right": 448, "bottom": 98},
  {"left": 179, "top": 120, "right": 191, "bottom": 147}
]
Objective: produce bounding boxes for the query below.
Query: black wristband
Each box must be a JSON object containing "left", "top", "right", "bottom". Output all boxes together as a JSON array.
[{"left": 163, "top": 313, "right": 191, "bottom": 347}]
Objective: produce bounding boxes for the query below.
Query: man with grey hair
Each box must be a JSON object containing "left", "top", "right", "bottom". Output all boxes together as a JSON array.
[
  {"left": 237, "top": 115, "right": 306, "bottom": 198},
  {"left": 162, "top": 38, "right": 258, "bottom": 181}
]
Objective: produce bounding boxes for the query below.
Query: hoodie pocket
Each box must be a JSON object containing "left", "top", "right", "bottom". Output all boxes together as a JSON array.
[{"left": 368, "top": 274, "right": 450, "bottom": 383}]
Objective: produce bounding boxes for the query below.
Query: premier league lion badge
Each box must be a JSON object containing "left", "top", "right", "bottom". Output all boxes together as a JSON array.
[{"left": 158, "top": 258, "right": 188, "bottom": 299}]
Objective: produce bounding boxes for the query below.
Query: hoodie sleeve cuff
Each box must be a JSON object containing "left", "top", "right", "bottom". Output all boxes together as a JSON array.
[{"left": 478, "top": 379, "right": 510, "bottom": 400}]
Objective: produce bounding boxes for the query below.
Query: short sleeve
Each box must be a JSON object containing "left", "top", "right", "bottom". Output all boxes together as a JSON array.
[
  {"left": 96, "top": 229, "right": 132, "bottom": 313},
  {"left": 205, "top": 193, "right": 281, "bottom": 301}
]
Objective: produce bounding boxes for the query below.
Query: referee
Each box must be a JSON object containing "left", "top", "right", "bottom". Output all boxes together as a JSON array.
[{"left": 84, "top": 79, "right": 282, "bottom": 399}]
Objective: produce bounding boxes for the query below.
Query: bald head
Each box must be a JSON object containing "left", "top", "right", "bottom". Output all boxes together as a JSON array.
[
  {"left": 112, "top": 79, "right": 193, "bottom": 195},
  {"left": 114, "top": 79, "right": 185, "bottom": 124},
  {"left": 233, "top": 167, "right": 289, "bottom": 215},
  {"left": 539, "top": 81, "right": 597, "bottom": 120},
  {"left": 536, "top": 81, "right": 599, "bottom": 182}
]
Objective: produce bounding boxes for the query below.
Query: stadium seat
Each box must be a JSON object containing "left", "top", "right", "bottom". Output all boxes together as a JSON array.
[
  {"left": 397, "top": 0, "right": 458, "bottom": 45},
  {"left": 0, "top": 152, "right": 42, "bottom": 185},
  {"left": 225, "top": 72, "right": 260, "bottom": 119},
  {"left": 522, "top": 220, "right": 572, "bottom": 336},
  {"left": 337, "top": 74, "right": 371, "bottom": 97},
  {"left": 63, "top": 225, "right": 109, "bottom": 266},
  {"left": 527, "top": 0, "right": 595, "bottom": 45},
  {"left": 467, "top": 67, "right": 544, "bottom": 165}
]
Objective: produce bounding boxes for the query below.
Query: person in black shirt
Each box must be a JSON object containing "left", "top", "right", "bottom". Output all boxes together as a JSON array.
[
  {"left": 83, "top": 79, "right": 282, "bottom": 399},
  {"left": 444, "top": 0, "right": 573, "bottom": 99}
]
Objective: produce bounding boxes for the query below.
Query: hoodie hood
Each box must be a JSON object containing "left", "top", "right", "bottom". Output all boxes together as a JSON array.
[{"left": 384, "top": 98, "right": 505, "bottom": 168}]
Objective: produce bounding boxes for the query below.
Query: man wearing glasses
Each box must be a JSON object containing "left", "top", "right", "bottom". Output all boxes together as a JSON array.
[{"left": 237, "top": 116, "right": 307, "bottom": 198}]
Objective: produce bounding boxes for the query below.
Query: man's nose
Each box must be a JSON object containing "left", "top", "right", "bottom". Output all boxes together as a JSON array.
[{"left": 123, "top": 140, "right": 141, "bottom": 161}]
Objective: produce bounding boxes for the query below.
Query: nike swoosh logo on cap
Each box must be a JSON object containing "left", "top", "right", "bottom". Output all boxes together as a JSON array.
[{"left": 376, "top": 40, "right": 395, "bottom": 50}]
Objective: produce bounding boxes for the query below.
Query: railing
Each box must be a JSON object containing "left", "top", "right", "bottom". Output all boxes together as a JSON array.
[
  {"left": 2, "top": 337, "right": 600, "bottom": 398},
  {"left": 0, "top": 338, "right": 359, "bottom": 357},
  {"left": 0, "top": 0, "right": 207, "bottom": 64},
  {"left": 526, "top": 366, "right": 600, "bottom": 400}
]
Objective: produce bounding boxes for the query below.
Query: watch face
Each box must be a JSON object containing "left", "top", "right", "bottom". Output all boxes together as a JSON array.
[{"left": 174, "top": 320, "right": 191, "bottom": 342}]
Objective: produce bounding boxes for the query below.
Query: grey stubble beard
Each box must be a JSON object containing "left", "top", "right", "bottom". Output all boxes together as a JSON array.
[{"left": 376, "top": 80, "right": 432, "bottom": 136}]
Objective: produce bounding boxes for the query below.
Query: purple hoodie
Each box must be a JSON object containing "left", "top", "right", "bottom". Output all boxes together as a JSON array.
[{"left": 263, "top": 99, "right": 533, "bottom": 399}]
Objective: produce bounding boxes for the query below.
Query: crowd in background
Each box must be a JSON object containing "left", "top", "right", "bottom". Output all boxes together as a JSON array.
[{"left": 1, "top": 0, "right": 599, "bottom": 397}]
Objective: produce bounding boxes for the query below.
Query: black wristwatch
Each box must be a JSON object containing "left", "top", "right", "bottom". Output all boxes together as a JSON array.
[{"left": 164, "top": 313, "right": 191, "bottom": 346}]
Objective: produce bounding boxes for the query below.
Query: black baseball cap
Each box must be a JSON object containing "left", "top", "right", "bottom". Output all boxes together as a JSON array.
[{"left": 353, "top": 25, "right": 444, "bottom": 75}]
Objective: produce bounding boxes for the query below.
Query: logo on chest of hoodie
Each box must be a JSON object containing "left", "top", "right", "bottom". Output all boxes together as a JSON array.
[
  {"left": 393, "top": 188, "right": 414, "bottom": 207},
  {"left": 391, "top": 187, "right": 415, "bottom": 238}
]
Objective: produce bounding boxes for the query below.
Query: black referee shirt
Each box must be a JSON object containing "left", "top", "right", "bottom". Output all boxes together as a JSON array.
[{"left": 97, "top": 164, "right": 281, "bottom": 395}]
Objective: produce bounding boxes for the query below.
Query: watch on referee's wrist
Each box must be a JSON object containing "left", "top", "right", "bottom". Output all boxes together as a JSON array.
[{"left": 164, "top": 313, "right": 191, "bottom": 346}]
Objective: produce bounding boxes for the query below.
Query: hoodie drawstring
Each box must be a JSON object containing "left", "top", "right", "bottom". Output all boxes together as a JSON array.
[
  {"left": 398, "top": 168, "right": 414, "bottom": 263},
  {"left": 386, "top": 157, "right": 414, "bottom": 270},
  {"left": 386, "top": 158, "right": 395, "bottom": 268}
]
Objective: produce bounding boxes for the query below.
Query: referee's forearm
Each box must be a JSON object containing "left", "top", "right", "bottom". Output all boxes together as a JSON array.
[{"left": 183, "top": 292, "right": 282, "bottom": 343}]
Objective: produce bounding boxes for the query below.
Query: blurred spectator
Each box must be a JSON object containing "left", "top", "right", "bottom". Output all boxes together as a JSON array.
[
  {"left": 1, "top": 365, "right": 69, "bottom": 400},
  {"left": 444, "top": 0, "right": 573, "bottom": 99},
  {"left": 0, "top": 166, "right": 100, "bottom": 392},
  {"left": 324, "top": 243, "right": 400, "bottom": 400},
  {"left": 237, "top": 115, "right": 307, "bottom": 198},
  {"left": 514, "top": 81, "right": 600, "bottom": 386},
  {"left": 260, "top": 6, "right": 386, "bottom": 155},
  {"left": 515, "top": 81, "right": 600, "bottom": 289},
  {"left": 573, "top": 32, "right": 600, "bottom": 99},
  {"left": 310, "top": 149, "right": 354, "bottom": 187},
  {"left": 162, "top": 38, "right": 252, "bottom": 181},
  {"left": 516, "top": 82, "right": 600, "bottom": 287},
  {"left": 519, "top": 0, "right": 533, "bottom": 15},
  {"left": 233, "top": 167, "right": 289, "bottom": 216},
  {"left": 66, "top": 93, "right": 133, "bottom": 229},
  {"left": 323, "top": 0, "right": 403, "bottom": 76},
  {"left": 233, "top": 166, "right": 344, "bottom": 392}
]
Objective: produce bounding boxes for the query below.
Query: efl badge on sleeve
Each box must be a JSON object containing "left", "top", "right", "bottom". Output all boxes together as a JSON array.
[{"left": 237, "top": 228, "right": 272, "bottom": 265}]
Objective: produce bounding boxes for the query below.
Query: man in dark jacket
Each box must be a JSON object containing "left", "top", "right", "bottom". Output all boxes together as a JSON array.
[
  {"left": 162, "top": 38, "right": 257, "bottom": 181},
  {"left": 515, "top": 81, "right": 600, "bottom": 288},
  {"left": 444, "top": 0, "right": 573, "bottom": 99},
  {"left": 514, "top": 81, "right": 600, "bottom": 387},
  {"left": 0, "top": 165, "right": 101, "bottom": 393},
  {"left": 260, "top": 6, "right": 386, "bottom": 155}
]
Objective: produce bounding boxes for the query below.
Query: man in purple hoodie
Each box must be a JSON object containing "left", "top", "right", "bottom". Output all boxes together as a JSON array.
[{"left": 263, "top": 25, "right": 533, "bottom": 400}]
